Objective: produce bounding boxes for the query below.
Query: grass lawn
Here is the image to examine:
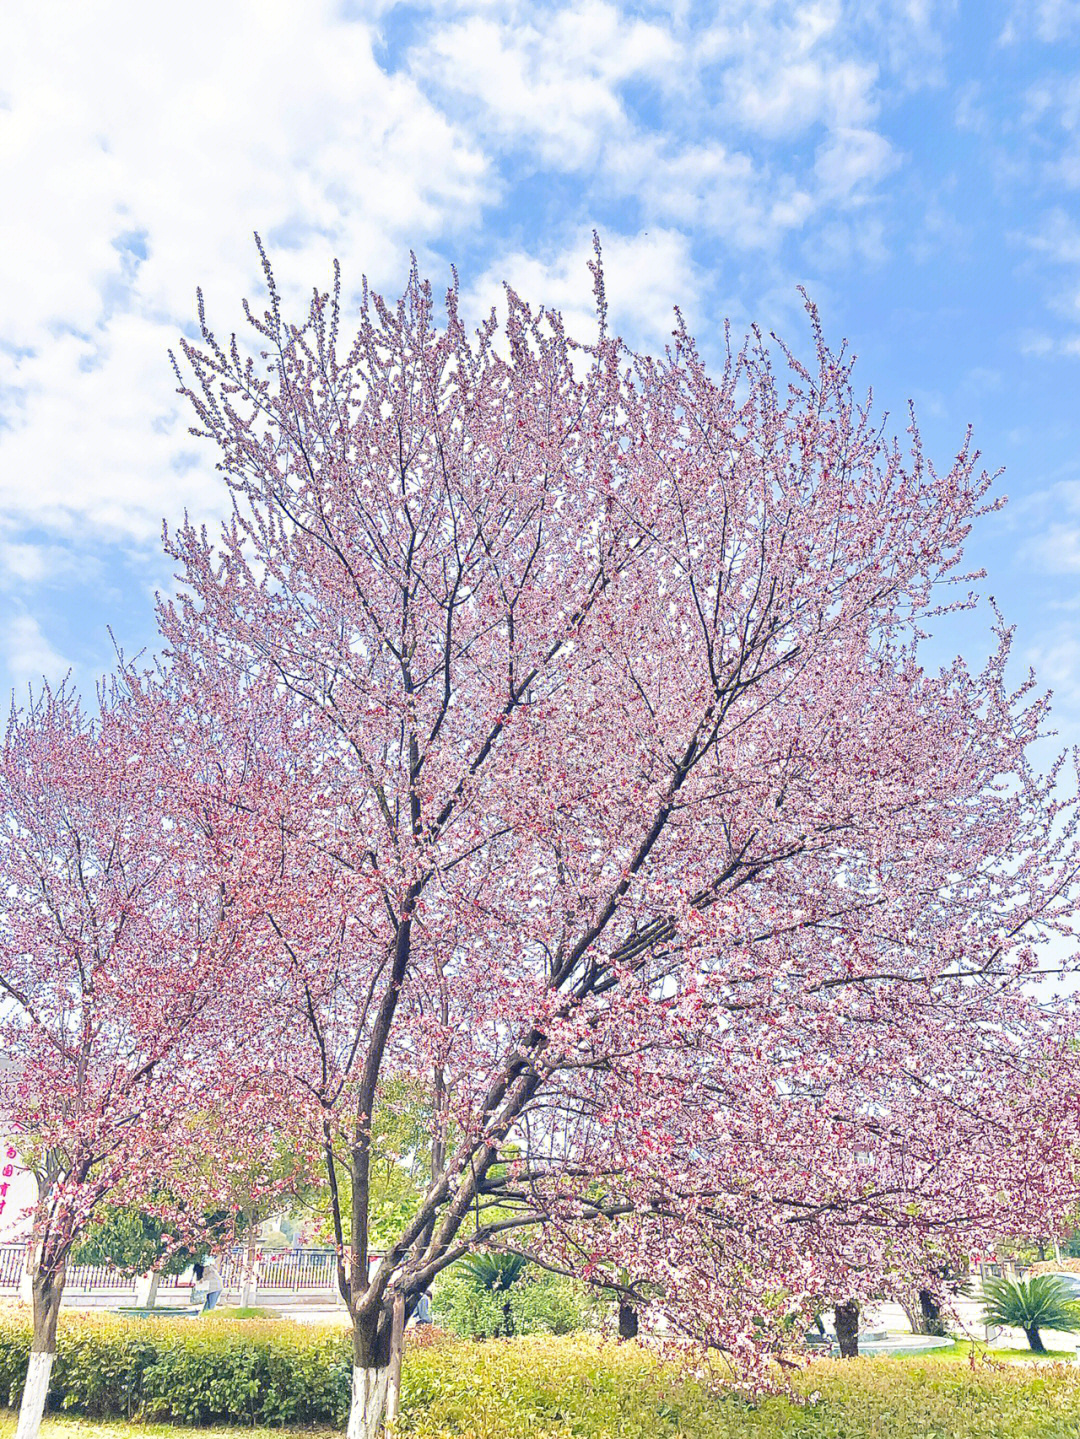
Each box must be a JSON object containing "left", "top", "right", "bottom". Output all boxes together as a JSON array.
[
  {"left": 5, "top": 1334, "right": 1080, "bottom": 1438},
  {"left": 914, "top": 1338, "right": 1078, "bottom": 1364}
]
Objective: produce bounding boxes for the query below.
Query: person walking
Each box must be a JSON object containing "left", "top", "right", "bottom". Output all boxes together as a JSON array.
[{"left": 192, "top": 1255, "right": 225, "bottom": 1313}]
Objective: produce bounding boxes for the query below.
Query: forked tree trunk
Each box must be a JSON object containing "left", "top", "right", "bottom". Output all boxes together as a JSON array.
[
  {"left": 16, "top": 1258, "right": 65, "bottom": 1439},
  {"left": 834, "top": 1300, "right": 860, "bottom": 1359},
  {"left": 347, "top": 1306, "right": 393, "bottom": 1439},
  {"left": 618, "top": 1299, "right": 639, "bottom": 1339}
]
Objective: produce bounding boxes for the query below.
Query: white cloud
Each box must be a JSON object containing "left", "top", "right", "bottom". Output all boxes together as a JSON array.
[
  {"left": 1024, "top": 523, "right": 1080, "bottom": 573},
  {"left": 0, "top": 536, "right": 88, "bottom": 588},
  {"left": 811, "top": 213, "right": 889, "bottom": 268},
  {"left": 412, "top": 0, "right": 901, "bottom": 250},
  {"left": 461, "top": 228, "right": 703, "bottom": 349},
  {"left": 1018, "top": 211, "right": 1080, "bottom": 357},
  {"left": 814, "top": 126, "right": 898, "bottom": 200},
  {"left": 1027, "top": 632, "right": 1080, "bottom": 718},
  {"left": 415, "top": 2, "right": 679, "bottom": 169},
  {"left": 2, "top": 615, "right": 71, "bottom": 692},
  {"left": 1023, "top": 211, "right": 1080, "bottom": 266},
  {"left": 0, "top": 0, "right": 492, "bottom": 543},
  {"left": 0, "top": 0, "right": 942, "bottom": 595},
  {"left": 1017, "top": 482, "right": 1080, "bottom": 571},
  {"left": 608, "top": 137, "right": 816, "bottom": 251},
  {"left": 858, "top": 0, "right": 954, "bottom": 84},
  {"left": 1003, "top": 0, "right": 1080, "bottom": 42},
  {"left": 704, "top": 6, "right": 882, "bottom": 139},
  {"left": 1022, "top": 75, "right": 1080, "bottom": 188}
]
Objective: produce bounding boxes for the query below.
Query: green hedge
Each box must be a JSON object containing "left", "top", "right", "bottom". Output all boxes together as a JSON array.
[
  {"left": 0, "top": 1315, "right": 353, "bottom": 1426},
  {"left": 5, "top": 1322, "right": 1080, "bottom": 1437}
]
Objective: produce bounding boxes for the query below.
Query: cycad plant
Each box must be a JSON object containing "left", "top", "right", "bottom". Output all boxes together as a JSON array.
[
  {"left": 463, "top": 1251, "right": 528, "bottom": 1335},
  {"left": 463, "top": 1251, "right": 528, "bottom": 1292},
  {"left": 981, "top": 1274, "right": 1080, "bottom": 1352}
]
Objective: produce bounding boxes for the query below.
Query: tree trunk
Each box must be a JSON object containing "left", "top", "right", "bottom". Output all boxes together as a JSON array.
[
  {"left": 618, "top": 1299, "right": 639, "bottom": 1339},
  {"left": 347, "top": 1307, "right": 392, "bottom": 1439},
  {"left": 904, "top": 1288, "right": 945, "bottom": 1336},
  {"left": 384, "top": 1291, "right": 406, "bottom": 1429},
  {"left": 134, "top": 1272, "right": 160, "bottom": 1309},
  {"left": 239, "top": 1209, "right": 258, "bottom": 1309},
  {"left": 918, "top": 1288, "right": 946, "bottom": 1337},
  {"left": 1024, "top": 1325, "right": 1046, "bottom": 1354},
  {"left": 834, "top": 1300, "right": 860, "bottom": 1359},
  {"left": 16, "top": 1258, "right": 65, "bottom": 1439}
]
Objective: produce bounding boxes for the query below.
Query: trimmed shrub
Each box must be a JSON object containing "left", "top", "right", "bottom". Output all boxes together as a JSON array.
[
  {"left": 396, "top": 1335, "right": 1080, "bottom": 1439},
  {"left": 6, "top": 1319, "right": 1080, "bottom": 1437},
  {"left": 0, "top": 1319, "right": 29, "bottom": 1408},
  {"left": 0, "top": 1313, "right": 352, "bottom": 1426}
]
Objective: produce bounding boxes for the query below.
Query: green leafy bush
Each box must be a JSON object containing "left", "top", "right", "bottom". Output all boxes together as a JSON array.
[
  {"left": 0, "top": 1314, "right": 352, "bottom": 1426},
  {"left": 433, "top": 1266, "right": 588, "bottom": 1339},
  {"left": 462, "top": 1252, "right": 528, "bottom": 1292},
  {"left": 431, "top": 1274, "right": 508, "bottom": 1339},
  {"left": 6, "top": 1319, "right": 1080, "bottom": 1437},
  {"left": 397, "top": 1336, "right": 1080, "bottom": 1439},
  {"left": 508, "top": 1273, "right": 590, "bottom": 1336}
]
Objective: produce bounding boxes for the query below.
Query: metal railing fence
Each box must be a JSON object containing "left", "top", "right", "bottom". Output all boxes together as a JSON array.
[
  {"left": 0, "top": 1242, "right": 343, "bottom": 1296},
  {"left": 0, "top": 1244, "right": 23, "bottom": 1289}
]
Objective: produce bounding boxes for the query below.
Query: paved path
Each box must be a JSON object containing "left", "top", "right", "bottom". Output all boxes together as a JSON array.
[{"left": 864, "top": 1298, "right": 1080, "bottom": 1354}]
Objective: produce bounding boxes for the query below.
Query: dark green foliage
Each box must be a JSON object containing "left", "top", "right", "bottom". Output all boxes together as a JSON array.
[
  {"left": 0, "top": 1315, "right": 351, "bottom": 1426},
  {"left": 70, "top": 1197, "right": 246, "bottom": 1277},
  {"left": 433, "top": 1264, "right": 589, "bottom": 1339},
  {"left": 462, "top": 1252, "right": 528, "bottom": 1293},
  {"left": 456, "top": 1252, "right": 529, "bottom": 1337},
  {"left": 71, "top": 1206, "right": 190, "bottom": 1278},
  {"left": 981, "top": 1274, "right": 1080, "bottom": 1352}
]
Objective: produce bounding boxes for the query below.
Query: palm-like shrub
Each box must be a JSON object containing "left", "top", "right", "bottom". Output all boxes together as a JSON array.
[
  {"left": 981, "top": 1275, "right": 1080, "bottom": 1352},
  {"left": 461, "top": 1253, "right": 528, "bottom": 1336},
  {"left": 463, "top": 1252, "right": 528, "bottom": 1293}
]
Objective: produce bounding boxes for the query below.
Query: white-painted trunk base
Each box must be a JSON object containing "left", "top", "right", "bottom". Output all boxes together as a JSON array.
[
  {"left": 15, "top": 1351, "right": 54, "bottom": 1439},
  {"left": 134, "top": 1273, "right": 160, "bottom": 1309},
  {"left": 347, "top": 1364, "right": 390, "bottom": 1439}
]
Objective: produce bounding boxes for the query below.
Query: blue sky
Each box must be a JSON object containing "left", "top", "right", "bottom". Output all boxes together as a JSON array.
[{"left": 3, "top": 0, "right": 1080, "bottom": 746}]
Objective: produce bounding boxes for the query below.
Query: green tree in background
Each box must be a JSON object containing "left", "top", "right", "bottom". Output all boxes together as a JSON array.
[
  {"left": 432, "top": 1257, "right": 589, "bottom": 1339},
  {"left": 71, "top": 1203, "right": 194, "bottom": 1277},
  {"left": 300, "top": 1078, "right": 436, "bottom": 1252}
]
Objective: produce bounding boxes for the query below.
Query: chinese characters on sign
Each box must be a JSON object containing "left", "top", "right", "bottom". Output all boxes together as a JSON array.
[
  {"left": 0, "top": 1145, "right": 18, "bottom": 1218},
  {"left": 0, "top": 1143, "right": 32, "bottom": 1242}
]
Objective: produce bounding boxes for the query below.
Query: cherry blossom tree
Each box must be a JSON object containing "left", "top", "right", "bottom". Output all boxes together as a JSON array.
[
  {"left": 162, "top": 247, "right": 1080, "bottom": 1434},
  {"left": 0, "top": 676, "right": 259, "bottom": 1439}
]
